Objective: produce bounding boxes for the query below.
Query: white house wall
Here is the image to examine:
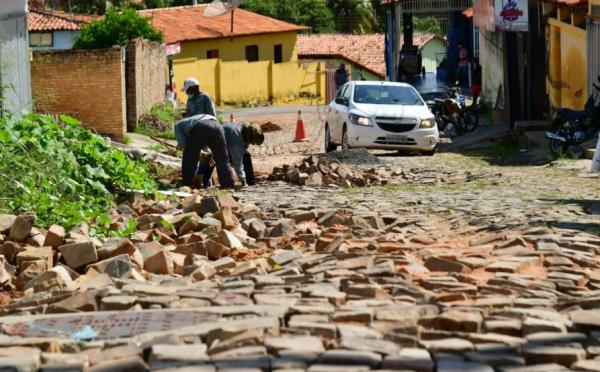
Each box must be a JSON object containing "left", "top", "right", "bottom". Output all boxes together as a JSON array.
[{"left": 479, "top": 29, "right": 504, "bottom": 108}]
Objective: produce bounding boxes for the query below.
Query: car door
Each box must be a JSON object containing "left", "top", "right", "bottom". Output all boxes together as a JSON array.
[
  {"left": 328, "top": 84, "right": 348, "bottom": 144},
  {"left": 332, "top": 83, "right": 351, "bottom": 144}
]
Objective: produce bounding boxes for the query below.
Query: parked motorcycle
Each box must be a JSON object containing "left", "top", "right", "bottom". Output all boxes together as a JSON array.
[
  {"left": 428, "top": 88, "right": 479, "bottom": 137},
  {"left": 546, "top": 76, "right": 600, "bottom": 155}
]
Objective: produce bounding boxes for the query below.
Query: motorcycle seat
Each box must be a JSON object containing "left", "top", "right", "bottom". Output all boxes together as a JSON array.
[{"left": 558, "top": 108, "right": 590, "bottom": 121}]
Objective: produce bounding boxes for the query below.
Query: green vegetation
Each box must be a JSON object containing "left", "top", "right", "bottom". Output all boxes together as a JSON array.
[
  {"left": 63, "top": 0, "right": 388, "bottom": 34},
  {"left": 414, "top": 17, "right": 443, "bottom": 36},
  {"left": 74, "top": 8, "right": 163, "bottom": 49},
  {"left": 135, "top": 102, "right": 181, "bottom": 140},
  {"left": 241, "top": 0, "right": 336, "bottom": 33},
  {"left": 0, "top": 113, "right": 157, "bottom": 230}
]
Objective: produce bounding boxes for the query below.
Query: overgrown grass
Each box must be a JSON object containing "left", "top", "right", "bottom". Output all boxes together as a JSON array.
[
  {"left": 467, "top": 137, "right": 526, "bottom": 158},
  {"left": 135, "top": 102, "right": 180, "bottom": 140},
  {"left": 0, "top": 113, "right": 157, "bottom": 231}
]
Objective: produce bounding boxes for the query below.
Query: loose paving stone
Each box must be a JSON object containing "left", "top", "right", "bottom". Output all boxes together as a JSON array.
[
  {"left": 381, "top": 348, "right": 434, "bottom": 372},
  {"left": 420, "top": 338, "right": 475, "bottom": 353},
  {"left": 318, "top": 349, "right": 382, "bottom": 368},
  {"left": 148, "top": 344, "right": 208, "bottom": 368},
  {"left": 572, "top": 360, "right": 600, "bottom": 371},
  {"left": 437, "top": 360, "right": 495, "bottom": 372},
  {"left": 523, "top": 344, "right": 586, "bottom": 367},
  {"left": 265, "top": 335, "right": 325, "bottom": 354},
  {"left": 9, "top": 214, "right": 35, "bottom": 242}
]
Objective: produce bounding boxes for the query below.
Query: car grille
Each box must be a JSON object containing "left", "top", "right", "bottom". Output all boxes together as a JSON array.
[
  {"left": 375, "top": 117, "right": 418, "bottom": 133},
  {"left": 374, "top": 136, "right": 417, "bottom": 146}
]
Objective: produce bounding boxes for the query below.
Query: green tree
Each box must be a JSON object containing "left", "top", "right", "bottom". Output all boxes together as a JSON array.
[
  {"left": 242, "top": 0, "right": 335, "bottom": 34},
  {"left": 74, "top": 8, "right": 163, "bottom": 49},
  {"left": 413, "top": 17, "right": 443, "bottom": 36},
  {"left": 370, "top": 0, "right": 388, "bottom": 33},
  {"left": 327, "top": 0, "right": 374, "bottom": 34}
]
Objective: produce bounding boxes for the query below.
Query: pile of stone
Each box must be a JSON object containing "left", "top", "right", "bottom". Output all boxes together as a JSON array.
[
  {"left": 269, "top": 155, "right": 392, "bottom": 187},
  {"left": 270, "top": 155, "right": 500, "bottom": 188},
  {"left": 1, "top": 186, "right": 600, "bottom": 371}
]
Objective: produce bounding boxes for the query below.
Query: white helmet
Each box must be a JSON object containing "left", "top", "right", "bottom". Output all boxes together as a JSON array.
[{"left": 181, "top": 77, "right": 200, "bottom": 92}]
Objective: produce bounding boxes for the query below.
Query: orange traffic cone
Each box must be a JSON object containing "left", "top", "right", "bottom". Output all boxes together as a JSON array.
[{"left": 294, "top": 110, "right": 308, "bottom": 142}]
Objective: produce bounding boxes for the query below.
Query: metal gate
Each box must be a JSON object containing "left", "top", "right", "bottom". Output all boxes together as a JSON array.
[
  {"left": 588, "top": 19, "right": 600, "bottom": 98},
  {"left": 0, "top": 13, "right": 32, "bottom": 114}
]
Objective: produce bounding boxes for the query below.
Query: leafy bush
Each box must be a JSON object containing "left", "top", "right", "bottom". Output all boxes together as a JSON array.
[
  {"left": 74, "top": 8, "right": 163, "bottom": 49},
  {"left": 0, "top": 113, "right": 157, "bottom": 230}
]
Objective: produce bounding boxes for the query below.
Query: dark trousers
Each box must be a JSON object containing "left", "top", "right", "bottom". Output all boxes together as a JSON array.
[
  {"left": 182, "top": 120, "right": 235, "bottom": 189},
  {"left": 243, "top": 152, "right": 256, "bottom": 186},
  {"left": 200, "top": 151, "right": 256, "bottom": 187}
]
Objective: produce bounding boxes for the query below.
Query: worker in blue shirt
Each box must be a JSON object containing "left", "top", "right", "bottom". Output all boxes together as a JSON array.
[{"left": 174, "top": 114, "right": 235, "bottom": 189}]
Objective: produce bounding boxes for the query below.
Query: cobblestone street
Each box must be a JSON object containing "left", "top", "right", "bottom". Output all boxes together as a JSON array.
[{"left": 1, "top": 148, "right": 600, "bottom": 371}]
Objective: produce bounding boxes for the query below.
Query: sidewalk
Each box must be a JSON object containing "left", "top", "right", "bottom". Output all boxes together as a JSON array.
[{"left": 439, "top": 121, "right": 512, "bottom": 151}]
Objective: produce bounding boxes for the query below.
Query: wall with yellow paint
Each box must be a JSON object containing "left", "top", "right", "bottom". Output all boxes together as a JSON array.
[
  {"left": 173, "top": 58, "right": 326, "bottom": 106},
  {"left": 547, "top": 18, "right": 588, "bottom": 110},
  {"left": 220, "top": 60, "right": 271, "bottom": 104},
  {"left": 177, "top": 32, "right": 298, "bottom": 63}
]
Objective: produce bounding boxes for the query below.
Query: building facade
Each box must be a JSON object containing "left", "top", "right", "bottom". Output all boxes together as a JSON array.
[{"left": 142, "top": 5, "right": 319, "bottom": 105}]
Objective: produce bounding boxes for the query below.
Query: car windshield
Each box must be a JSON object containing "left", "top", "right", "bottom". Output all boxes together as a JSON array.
[{"left": 353, "top": 85, "right": 424, "bottom": 106}]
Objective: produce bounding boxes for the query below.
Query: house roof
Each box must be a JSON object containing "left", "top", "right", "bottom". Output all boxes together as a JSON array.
[
  {"left": 28, "top": 8, "right": 94, "bottom": 32},
  {"left": 296, "top": 33, "right": 443, "bottom": 78},
  {"left": 140, "top": 5, "right": 309, "bottom": 44}
]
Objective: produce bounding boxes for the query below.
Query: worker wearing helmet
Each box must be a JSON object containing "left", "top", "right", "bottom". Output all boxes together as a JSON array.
[{"left": 181, "top": 77, "right": 217, "bottom": 118}]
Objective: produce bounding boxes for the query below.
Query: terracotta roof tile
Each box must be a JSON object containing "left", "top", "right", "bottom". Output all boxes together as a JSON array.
[
  {"left": 28, "top": 9, "right": 94, "bottom": 32},
  {"left": 297, "top": 33, "right": 441, "bottom": 78},
  {"left": 140, "top": 5, "right": 309, "bottom": 44}
]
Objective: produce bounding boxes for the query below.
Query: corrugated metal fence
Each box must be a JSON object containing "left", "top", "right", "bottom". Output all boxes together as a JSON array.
[{"left": 0, "top": 13, "right": 32, "bottom": 114}]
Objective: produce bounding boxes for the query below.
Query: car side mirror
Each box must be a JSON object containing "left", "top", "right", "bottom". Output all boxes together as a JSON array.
[{"left": 336, "top": 97, "right": 348, "bottom": 106}]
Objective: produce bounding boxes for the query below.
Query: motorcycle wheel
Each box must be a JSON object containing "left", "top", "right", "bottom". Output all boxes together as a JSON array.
[
  {"left": 548, "top": 122, "right": 571, "bottom": 155},
  {"left": 463, "top": 109, "right": 479, "bottom": 132}
]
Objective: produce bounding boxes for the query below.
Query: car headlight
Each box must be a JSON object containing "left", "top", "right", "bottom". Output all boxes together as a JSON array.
[
  {"left": 420, "top": 118, "right": 435, "bottom": 129},
  {"left": 349, "top": 114, "right": 373, "bottom": 126}
]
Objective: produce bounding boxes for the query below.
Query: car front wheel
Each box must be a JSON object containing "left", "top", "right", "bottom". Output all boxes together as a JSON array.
[
  {"left": 341, "top": 125, "right": 351, "bottom": 152},
  {"left": 324, "top": 124, "right": 337, "bottom": 153}
]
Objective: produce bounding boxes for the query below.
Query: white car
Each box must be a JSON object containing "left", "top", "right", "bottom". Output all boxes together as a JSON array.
[{"left": 325, "top": 81, "right": 439, "bottom": 155}]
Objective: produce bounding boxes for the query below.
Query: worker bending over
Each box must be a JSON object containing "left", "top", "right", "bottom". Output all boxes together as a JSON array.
[
  {"left": 174, "top": 114, "right": 235, "bottom": 189},
  {"left": 223, "top": 123, "right": 264, "bottom": 187}
]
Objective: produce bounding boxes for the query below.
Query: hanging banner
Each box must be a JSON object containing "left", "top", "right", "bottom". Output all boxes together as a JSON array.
[
  {"left": 494, "top": 0, "right": 529, "bottom": 32},
  {"left": 166, "top": 43, "right": 181, "bottom": 56},
  {"left": 474, "top": 0, "right": 529, "bottom": 32}
]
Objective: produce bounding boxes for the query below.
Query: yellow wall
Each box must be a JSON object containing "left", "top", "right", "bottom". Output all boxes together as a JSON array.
[
  {"left": 173, "top": 58, "right": 327, "bottom": 106},
  {"left": 547, "top": 18, "right": 588, "bottom": 109},
  {"left": 172, "top": 31, "right": 327, "bottom": 106},
  {"left": 177, "top": 31, "right": 298, "bottom": 63},
  {"left": 220, "top": 60, "right": 271, "bottom": 104}
]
